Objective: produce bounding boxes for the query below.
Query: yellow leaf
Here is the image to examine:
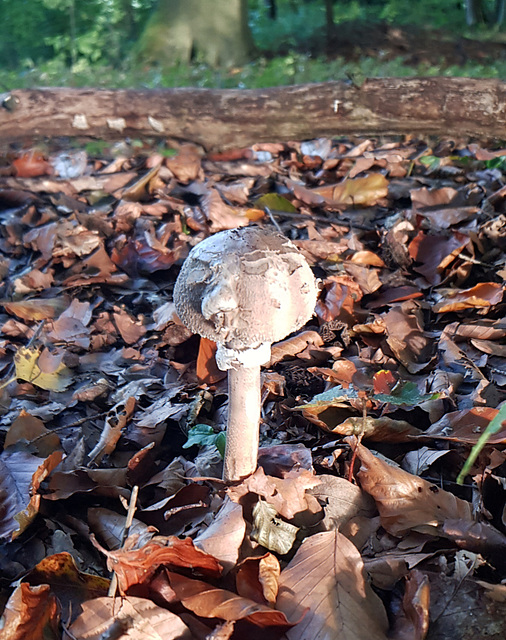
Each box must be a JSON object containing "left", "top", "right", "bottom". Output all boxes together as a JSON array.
[
  {"left": 314, "top": 173, "right": 389, "bottom": 207},
  {"left": 14, "top": 347, "right": 72, "bottom": 391}
]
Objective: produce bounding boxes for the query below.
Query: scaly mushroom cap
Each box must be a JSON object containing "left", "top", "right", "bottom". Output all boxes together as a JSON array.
[{"left": 173, "top": 227, "right": 318, "bottom": 370}]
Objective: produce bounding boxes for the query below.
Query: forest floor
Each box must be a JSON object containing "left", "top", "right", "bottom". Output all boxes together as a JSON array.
[
  {"left": 1, "top": 131, "right": 506, "bottom": 639},
  {"left": 322, "top": 21, "right": 506, "bottom": 67}
]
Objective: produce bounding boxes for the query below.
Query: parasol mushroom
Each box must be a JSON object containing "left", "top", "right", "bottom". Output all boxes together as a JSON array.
[{"left": 173, "top": 226, "right": 317, "bottom": 481}]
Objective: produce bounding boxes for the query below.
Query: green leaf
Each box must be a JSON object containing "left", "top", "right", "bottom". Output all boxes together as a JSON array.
[
  {"left": 183, "top": 424, "right": 226, "bottom": 458},
  {"left": 484, "top": 156, "right": 506, "bottom": 170},
  {"left": 253, "top": 193, "right": 297, "bottom": 213},
  {"left": 373, "top": 381, "right": 440, "bottom": 407},
  {"left": 301, "top": 385, "right": 360, "bottom": 409},
  {"left": 419, "top": 155, "right": 441, "bottom": 171},
  {"left": 456, "top": 403, "right": 506, "bottom": 485}
]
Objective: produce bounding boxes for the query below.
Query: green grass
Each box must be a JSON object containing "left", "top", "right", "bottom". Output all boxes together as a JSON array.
[{"left": 2, "top": 50, "right": 506, "bottom": 93}]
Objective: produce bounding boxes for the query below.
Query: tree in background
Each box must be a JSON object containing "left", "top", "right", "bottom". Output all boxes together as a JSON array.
[
  {"left": 465, "top": 0, "right": 506, "bottom": 25},
  {"left": 136, "top": 0, "right": 254, "bottom": 67}
]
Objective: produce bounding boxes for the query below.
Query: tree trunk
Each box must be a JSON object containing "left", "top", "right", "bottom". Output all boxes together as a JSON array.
[
  {"left": 136, "top": 0, "right": 254, "bottom": 67},
  {"left": 1, "top": 78, "right": 506, "bottom": 151}
]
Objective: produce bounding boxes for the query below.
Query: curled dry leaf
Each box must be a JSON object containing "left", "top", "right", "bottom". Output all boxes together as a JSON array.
[
  {"left": 1, "top": 583, "right": 60, "bottom": 640},
  {"left": 0, "top": 450, "right": 63, "bottom": 541},
  {"left": 389, "top": 570, "right": 430, "bottom": 640},
  {"left": 166, "top": 570, "right": 300, "bottom": 628},
  {"left": 236, "top": 553, "right": 281, "bottom": 606},
  {"left": 269, "top": 330, "right": 323, "bottom": 366},
  {"left": 87, "top": 396, "right": 136, "bottom": 465},
  {"left": 433, "top": 282, "right": 504, "bottom": 313},
  {"left": 351, "top": 438, "right": 473, "bottom": 537},
  {"left": 93, "top": 534, "right": 223, "bottom": 594},
  {"left": 276, "top": 530, "right": 389, "bottom": 640}
]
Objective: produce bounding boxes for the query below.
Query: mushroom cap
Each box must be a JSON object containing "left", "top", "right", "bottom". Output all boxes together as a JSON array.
[{"left": 173, "top": 227, "right": 317, "bottom": 368}]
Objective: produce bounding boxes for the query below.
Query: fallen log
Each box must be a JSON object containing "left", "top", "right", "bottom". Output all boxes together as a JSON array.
[{"left": 1, "top": 78, "right": 505, "bottom": 151}]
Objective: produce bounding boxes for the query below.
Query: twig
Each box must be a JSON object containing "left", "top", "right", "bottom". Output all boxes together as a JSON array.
[
  {"left": 266, "top": 208, "right": 376, "bottom": 230},
  {"left": 264, "top": 206, "right": 283, "bottom": 234},
  {"left": 347, "top": 398, "right": 367, "bottom": 483},
  {"left": 108, "top": 485, "right": 139, "bottom": 598}
]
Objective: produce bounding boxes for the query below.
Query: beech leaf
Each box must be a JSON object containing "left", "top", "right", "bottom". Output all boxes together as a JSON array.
[{"left": 276, "top": 530, "right": 389, "bottom": 640}]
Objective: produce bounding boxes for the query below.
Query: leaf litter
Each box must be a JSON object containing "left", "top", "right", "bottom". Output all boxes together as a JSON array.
[{"left": 1, "top": 135, "right": 506, "bottom": 639}]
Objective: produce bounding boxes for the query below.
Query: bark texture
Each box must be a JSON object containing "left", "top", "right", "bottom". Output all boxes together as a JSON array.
[
  {"left": 137, "top": 0, "right": 253, "bottom": 67},
  {"left": 1, "top": 78, "right": 505, "bottom": 151}
]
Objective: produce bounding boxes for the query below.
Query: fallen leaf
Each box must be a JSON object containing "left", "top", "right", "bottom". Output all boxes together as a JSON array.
[
  {"left": 433, "top": 282, "right": 503, "bottom": 313},
  {"left": 0, "top": 450, "right": 63, "bottom": 540},
  {"left": 236, "top": 553, "right": 280, "bottom": 605},
  {"left": 14, "top": 346, "right": 72, "bottom": 391},
  {"left": 94, "top": 535, "right": 223, "bottom": 594},
  {"left": 67, "top": 595, "right": 192, "bottom": 640},
  {"left": 276, "top": 530, "right": 389, "bottom": 640},
  {"left": 195, "top": 498, "right": 246, "bottom": 573},
  {"left": 2, "top": 298, "right": 67, "bottom": 321},
  {"left": 314, "top": 173, "right": 389, "bottom": 207},
  {"left": 352, "top": 439, "right": 473, "bottom": 537},
  {"left": 26, "top": 552, "right": 109, "bottom": 617},
  {"left": 166, "top": 570, "right": 299, "bottom": 627},
  {"left": 1, "top": 583, "right": 60, "bottom": 640}
]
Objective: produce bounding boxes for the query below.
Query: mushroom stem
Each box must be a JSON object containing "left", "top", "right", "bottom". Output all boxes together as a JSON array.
[{"left": 223, "top": 365, "right": 261, "bottom": 481}]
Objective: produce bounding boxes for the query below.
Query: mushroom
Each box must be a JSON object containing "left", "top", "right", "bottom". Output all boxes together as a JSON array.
[{"left": 173, "top": 227, "right": 317, "bottom": 481}]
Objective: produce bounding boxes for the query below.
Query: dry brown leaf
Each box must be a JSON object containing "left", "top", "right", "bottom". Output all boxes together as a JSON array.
[
  {"left": 408, "top": 231, "right": 470, "bottom": 284},
  {"left": 308, "top": 474, "right": 377, "bottom": 531},
  {"left": 236, "top": 553, "right": 280, "bottom": 605},
  {"left": 276, "top": 530, "right": 389, "bottom": 640},
  {"left": 87, "top": 397, "right": 136, "bottom": 465},
  {"left": 165, "top": 144, "right": 202, "bottom": 183},
  {"left": 433, "top": 282, "right": 504, "bottom": 313},
  {"left": 349, "top": 250, "right": 386, "bottom": 267},
  {"left": 66, "top": 595, "right": 192, "bottom": 640},
  {"left": 4, "top": 410, "right": 60, "bottom": 457},
  {"left": 196, "top": 336, "right": 225, "bottom": 384},
  {"left": 166, "top": 570, "right": 299, "bottom": 628},
  {"left": 195, "top": 498, "right": 246, "bottom": 573},
  {"left": 201, "top": 187, "right": 249, "bottom": 231},
  {"left": 424, "top": 407, "right": 506, "bottom": 444},
  {"left": 351, "top": 439, "right": 473, "bottom": 536},
  {"left": 227, "top": 466, "right": 321, "bottom": 520},
  {"left": 2, "top": 298, "right": 66, "bottom": 321},
  {"left": 1, "top": 583, "right": 60, "bottom": 640},
  {"left": 94, "top": 535, "right": 222, "bottom": 594},
  {"left": 382, "top": 303, "right": 433, "bottom": 373},
  {"left": 113, "top": 308, "right": 147, "bottom": 345},
  {"left": 389, "top": 570, "right": 430, "bottom": 640},
  {"left": 269, "top": 330, "right": 323, "bottom": 365},
  {"left": 316, "top": 275, "right": 363, "bottom": 324}
]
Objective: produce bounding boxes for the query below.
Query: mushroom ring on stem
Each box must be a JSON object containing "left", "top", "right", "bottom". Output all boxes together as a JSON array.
[{"left": 173, "top": 226, "right": 318, "bottom": 481}]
